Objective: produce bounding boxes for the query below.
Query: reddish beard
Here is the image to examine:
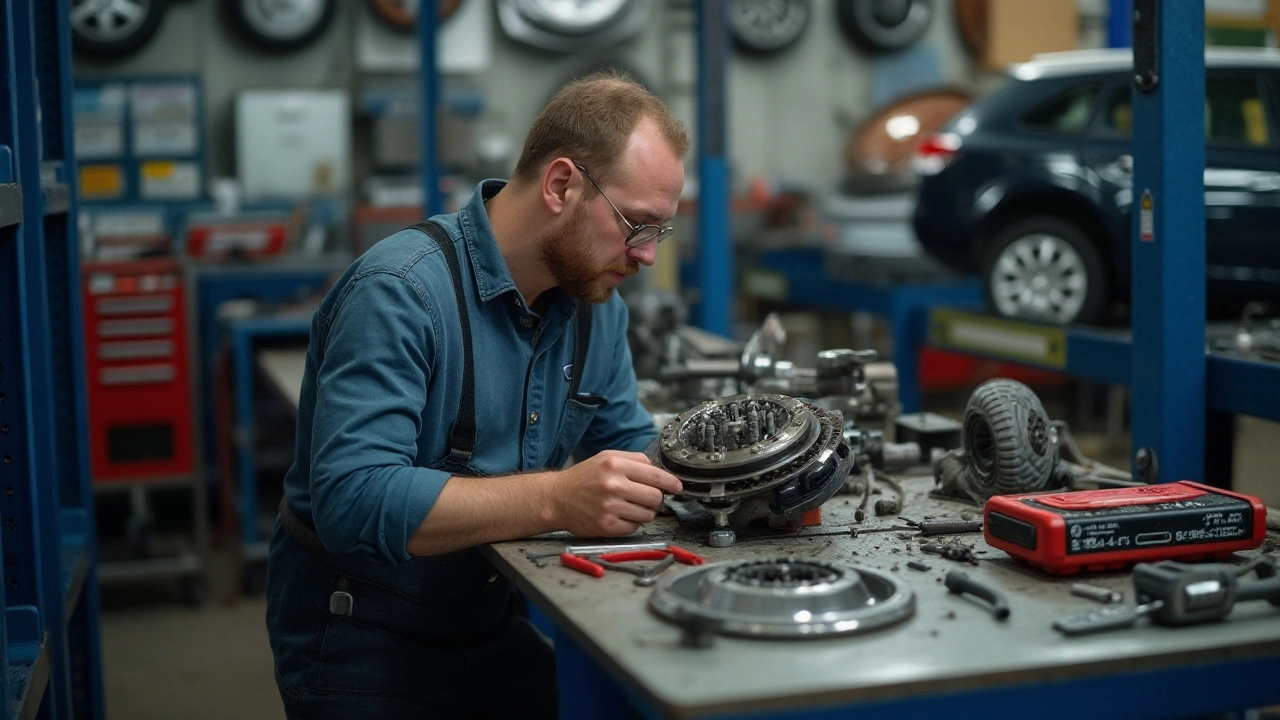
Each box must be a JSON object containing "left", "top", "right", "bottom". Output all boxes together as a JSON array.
[{"left": 539, "top": 202, "right": 640, "bottom": 304}]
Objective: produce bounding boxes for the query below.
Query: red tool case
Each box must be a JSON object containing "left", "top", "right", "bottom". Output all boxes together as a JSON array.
[{"left": 82, "top": 258, "right": 195, "bottom": 483}]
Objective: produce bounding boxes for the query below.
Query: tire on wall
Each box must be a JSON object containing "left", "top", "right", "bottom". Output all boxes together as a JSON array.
[
  {"left": 835, "top": 0, "right": 934, "bottom": 54},
  {"left": 962, "top": 378, "right": 1058, "bottom": 497},
  {"left": 728, "top": 0, "right": 811, "bottom": 56},
  {"left": 224, "top": 0, "right": 337, "bottom": 53},
  {"left": 981, "top": 215, "right": 1109, "bottom": 326},
  {"left": 71, "top": 0, "right": 169, "bottom": 60}
]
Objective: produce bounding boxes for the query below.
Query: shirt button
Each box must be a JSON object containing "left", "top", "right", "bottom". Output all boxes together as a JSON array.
[
  {"left": 521, "top": 317, "right": 533, "bottom": 328},
  {"left": 529, "top": 412, "right": 539, "bottom": 425}
]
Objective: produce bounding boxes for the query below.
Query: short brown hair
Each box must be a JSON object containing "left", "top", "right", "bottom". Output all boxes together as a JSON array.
[{"left": 511, "top": 70, "right": 690, "bottom": 186}]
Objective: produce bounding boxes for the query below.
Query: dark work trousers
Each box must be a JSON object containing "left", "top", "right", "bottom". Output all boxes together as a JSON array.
[{"left": 265, "top": 515, "right": 558, "bottom": 720}]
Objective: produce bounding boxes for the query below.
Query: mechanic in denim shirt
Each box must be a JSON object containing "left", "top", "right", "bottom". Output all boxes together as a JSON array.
[{"left": 265, "top": 72, "right": 688, "bottom": 720}]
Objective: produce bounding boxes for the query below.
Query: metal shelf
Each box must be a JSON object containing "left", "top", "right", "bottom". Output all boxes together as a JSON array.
[
  {"left": 5, "top": 629, "right": 48, "bottom": 720},
  {"left": 0, "top": 182, "right": 20, "bottom": 228},
  {"left": 59, "top": 510, "right": 90, "bottom": 619},
  {"left": 925, "top": 307, "right": 1280, "bottom": 424}
]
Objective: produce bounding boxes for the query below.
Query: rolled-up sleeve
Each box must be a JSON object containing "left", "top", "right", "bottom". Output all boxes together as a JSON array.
[{"left": 308, "top": 271, "right": 448, "bottom": 563}]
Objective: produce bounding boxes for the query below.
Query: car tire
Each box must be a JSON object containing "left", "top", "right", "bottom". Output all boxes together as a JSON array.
[
  {"left": 71, "top": 0, "right": 169, "bottom": 59},
  {"left": 728, "top": 0, "right": 811, "bottom": 56},
  {"left": 982, "top": 215, "right": 1108, "bottom": 325},
  {"left": 224, "top": 0, "right": 337, "bottom": 52},
  {"left": 835, "top": 0, "right": 934, "bottom": 54}
]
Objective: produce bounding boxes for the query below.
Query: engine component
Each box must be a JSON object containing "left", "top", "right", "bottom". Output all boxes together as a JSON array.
[
  {"left": 648, "top": 394, "right": 853, "bottom": 541},
  {"left": 649, "top": 556, "right": 916, "bottom": 639},
  {"left": 933, "top": 378, "right": 1058, "bottom": 505},
  {"left": 367, "top": 0, "right": 466, "bottom": 33}
]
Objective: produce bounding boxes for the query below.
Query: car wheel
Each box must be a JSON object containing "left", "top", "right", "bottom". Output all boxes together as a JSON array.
[
  {"left": 982, "top": 216, "right": 1108, "bottom": 325},
  {"left": 727, "top": 0, "right": 811, "bottom": 56},
  {"left": 835, "top": 0, "right": 933, "bottom": 54},
  {"left": 71, "top": 0, "right": 169, "bottom": 59},
  {"left": 224, "top": 0, "right": 336, "bottom": 52}
]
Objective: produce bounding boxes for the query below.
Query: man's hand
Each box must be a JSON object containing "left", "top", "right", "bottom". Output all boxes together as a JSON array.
[{"left": 550, "top": 450, "right": 682, "bottom": 537}]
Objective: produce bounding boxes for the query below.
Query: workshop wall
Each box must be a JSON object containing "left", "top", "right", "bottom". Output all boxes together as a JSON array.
[{"left": 70, "top": 0, "right": 1107, "bottom": 198}]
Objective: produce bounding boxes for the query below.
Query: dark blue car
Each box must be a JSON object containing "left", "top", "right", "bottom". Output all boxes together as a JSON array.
[{"left": 912, "top": 48, "right": 1280, "bottom": 324}]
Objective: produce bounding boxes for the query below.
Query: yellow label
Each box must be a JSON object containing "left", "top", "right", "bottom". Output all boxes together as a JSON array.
[
  {"left": 79, "top": 164, "right": 123, "bottom": 198},
  {"left": 141, "top": 161, "right": 175, "bottom": 179},
  {"left": 930, "top": 308, "right": 1067, "bottom": 368}
]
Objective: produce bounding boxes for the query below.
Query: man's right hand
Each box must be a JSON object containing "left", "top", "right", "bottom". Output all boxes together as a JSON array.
[{"left": 550, "top": 450, "right": 683, "bottom": 537}]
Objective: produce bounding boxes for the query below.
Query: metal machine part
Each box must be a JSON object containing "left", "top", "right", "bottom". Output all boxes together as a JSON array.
[
  {"left": 649, "top": 557, "right": 916, "bottom": 639},
  {"left": 648, "top": 394, "right": 854, "bottom": 540}
]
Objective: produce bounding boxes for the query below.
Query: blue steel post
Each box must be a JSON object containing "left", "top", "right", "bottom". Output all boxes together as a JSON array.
[
  {"left": 8, "top": 0, "right": 68, "bottom": 715},
  {"left": 695, "top": 0, "right": 732, "bottom": 337},
  {"left": 38, "top": 0, "right": 106, "bottom": 715},
  {"left": 1108, "top": 0, "right": 1133, "bottom": 48},
  {"left": 418, "top": 4, "right": 443, "bottom": 218},
  {"left": 1129, "top": 1, "right": 1206, "bottom": 482}
]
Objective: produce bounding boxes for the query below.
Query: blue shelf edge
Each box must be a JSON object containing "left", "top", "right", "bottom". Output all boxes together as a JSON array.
[
  {"left": 60, "top": 509, "right": 90, "bottom": 619},
  {"left": 0, "top": 183, "right": 22, "bottom": 228},
  {"left": 5, "top": 604, "right": 48, "bottom": 720}
]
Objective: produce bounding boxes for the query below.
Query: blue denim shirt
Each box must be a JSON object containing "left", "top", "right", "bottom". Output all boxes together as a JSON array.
[{"left": 282, "top": 180, "right": 657, "bottom": 564}]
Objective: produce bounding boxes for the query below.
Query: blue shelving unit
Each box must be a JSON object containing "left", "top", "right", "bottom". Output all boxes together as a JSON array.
[{"left": 0, "top": 1, "right": 105, "bottom": 718}]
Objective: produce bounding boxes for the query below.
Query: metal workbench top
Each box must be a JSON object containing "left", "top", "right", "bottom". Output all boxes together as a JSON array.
[{"left": 486, "top": 475, "right": 1280, "bottom": 719}]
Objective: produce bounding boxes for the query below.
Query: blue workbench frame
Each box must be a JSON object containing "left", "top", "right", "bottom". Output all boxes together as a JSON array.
[{"left": 0, "top": 1, "right": 104, "bottom": 718}]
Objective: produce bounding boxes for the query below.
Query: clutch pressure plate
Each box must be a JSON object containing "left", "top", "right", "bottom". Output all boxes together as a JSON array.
[
  {"left": 649, "top": 556, "right": 916, "bottom": 638},
  {"left": 647, "top": 394, "right": 853, "bottom": 540}
]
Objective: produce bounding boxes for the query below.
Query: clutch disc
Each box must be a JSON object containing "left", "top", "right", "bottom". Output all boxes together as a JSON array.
[
  {"left": 648, "top": 394, "right": 853, "bottom": 530},
  {"left": 649, "top": 557, "right": 916, "bottom": 638}
]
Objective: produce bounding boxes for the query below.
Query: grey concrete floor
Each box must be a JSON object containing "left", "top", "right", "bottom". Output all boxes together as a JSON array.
[{"left": 98, "top": 414, "right": 1280, "bottom": 720}]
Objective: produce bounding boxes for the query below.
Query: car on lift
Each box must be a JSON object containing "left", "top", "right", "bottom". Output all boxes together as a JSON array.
[{"left": 911, "top": 47, "right": 1280, "bottom": 325}]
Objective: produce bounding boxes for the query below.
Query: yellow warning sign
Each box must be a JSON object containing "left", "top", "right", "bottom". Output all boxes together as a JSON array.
[{"left": 1139, "top": 189, "right": 1154, "bottom": 242}]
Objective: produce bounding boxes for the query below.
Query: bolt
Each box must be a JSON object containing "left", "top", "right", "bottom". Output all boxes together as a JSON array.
[{"left": 708, "top": 529, "right": 736, "bottom": 548}]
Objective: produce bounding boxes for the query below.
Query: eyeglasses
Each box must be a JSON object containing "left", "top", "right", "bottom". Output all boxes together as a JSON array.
[{"left": 575, "top": 164, "right": 675, "bottom": 248}]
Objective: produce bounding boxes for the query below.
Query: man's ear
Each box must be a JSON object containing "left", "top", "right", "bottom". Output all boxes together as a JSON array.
[{"left": 542, "top": 158, "right": 578, "bottom": 217}]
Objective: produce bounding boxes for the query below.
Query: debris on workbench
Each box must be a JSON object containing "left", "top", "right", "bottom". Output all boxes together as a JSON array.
[
  {"left": 907, "top": 561, "right": 932, "bottom": 572},
  {"left": 921, "top": 541, "right": 980, "bottom": 565},
  {"left": 1070, "top": 582, "right": 1123, "bottom": 604},
  {"left": 945, "top": 570, "right": 1011, "bottom": 621},
  {"left": 916, "top": 518, "right": 984, "bottom": 536}
]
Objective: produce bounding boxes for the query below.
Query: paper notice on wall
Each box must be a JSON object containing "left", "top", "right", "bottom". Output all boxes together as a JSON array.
[
  {"left": 140, "top": 161, "right": 201, "bottom": 200},
  {"left": 133, "top": 121, "right": 198, "bottom": 156}
]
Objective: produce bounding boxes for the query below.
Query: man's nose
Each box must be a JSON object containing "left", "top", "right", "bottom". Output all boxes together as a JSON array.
[{"left": 627, "top": 240, "right": 659, "bottom": 266}]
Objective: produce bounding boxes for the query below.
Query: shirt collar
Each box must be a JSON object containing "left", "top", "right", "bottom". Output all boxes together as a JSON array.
[{"left": 459, "top": 179, "right": 517, "bottom": 302}]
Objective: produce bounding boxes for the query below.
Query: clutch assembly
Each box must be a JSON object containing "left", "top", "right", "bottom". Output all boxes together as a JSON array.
[{"left": 647, "top": 393, "right": 854, "bottom": 546}]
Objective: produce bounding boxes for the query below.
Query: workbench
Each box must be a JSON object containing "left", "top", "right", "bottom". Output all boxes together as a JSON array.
[{"left": 485, "top": 475, "right": 1280, "bottom": 720}]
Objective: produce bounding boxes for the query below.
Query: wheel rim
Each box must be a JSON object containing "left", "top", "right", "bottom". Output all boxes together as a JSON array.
[
  {"left": 71, "top": 0, "right": 152, "bottom": 43},
  {"left": 989, "top": 233, "right": 1089, "bottom": 323},
  {"left": 242, "top": 0, "right": 327, "bottom": 40}
]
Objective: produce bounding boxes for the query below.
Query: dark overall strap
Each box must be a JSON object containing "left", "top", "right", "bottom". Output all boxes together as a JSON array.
[{"left": 413, "top": 221, "right": 478, "bottom": 462}]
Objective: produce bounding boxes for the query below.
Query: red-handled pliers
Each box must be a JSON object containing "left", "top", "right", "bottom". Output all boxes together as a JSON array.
[{"left": 560, "top": 544, "right": 705, "bottom": 580}]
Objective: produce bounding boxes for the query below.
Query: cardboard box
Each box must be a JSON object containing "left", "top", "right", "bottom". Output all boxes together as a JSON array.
[{"left": 983, "top": 0, "right": 1079, "bottom": 70}]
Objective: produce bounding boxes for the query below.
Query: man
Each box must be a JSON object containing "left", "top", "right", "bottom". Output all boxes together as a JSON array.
[{"left": 265, "top": 71, "right": 688, "bottom": 719}]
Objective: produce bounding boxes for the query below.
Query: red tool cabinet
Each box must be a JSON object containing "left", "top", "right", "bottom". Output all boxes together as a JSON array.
[{"left": 82, "top": 258, "right": 195, "bottom": 484}]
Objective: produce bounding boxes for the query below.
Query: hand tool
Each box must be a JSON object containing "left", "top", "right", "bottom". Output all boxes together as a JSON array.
[
  {"left": 984, "top": 480, "right": 1267, "bottom": 575},
  {"left": 944, "top": 570, "right": 1010, "bottom": 620},
  {"left": 1053, "top": 558, "right": 1280, "bottom": 636},
  {"left": 561, "top": 546, "right": 706, "bottom": 586}
]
